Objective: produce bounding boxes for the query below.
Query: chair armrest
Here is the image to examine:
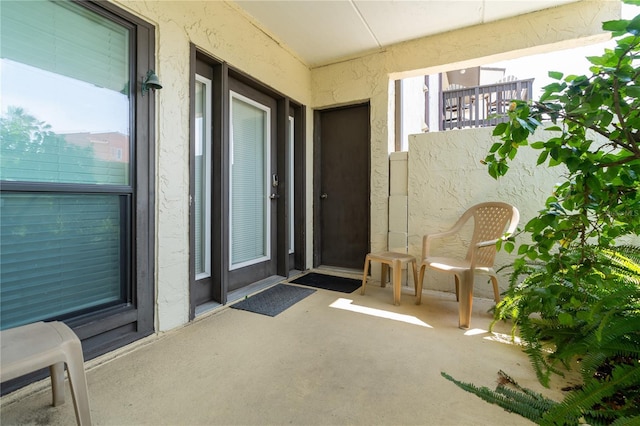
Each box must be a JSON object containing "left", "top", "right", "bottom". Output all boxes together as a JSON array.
[
  {"left": 475, "top": 229, "right": 515, "bottom": 249},
  {"left": 475, "top": 239, "right": 500, "bottom": 248},
  {"left": 469, "top": 234, "right": 512, "bottom": 268},
  {"left": 422, "top": 214, "right": 471, "bottom": 260},
  {"left": 422, "top": 229, "right": 459, "bottom": 259}
]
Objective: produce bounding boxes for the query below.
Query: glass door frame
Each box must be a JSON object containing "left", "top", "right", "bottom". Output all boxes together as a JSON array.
[{"left": 189, "top": 47, "right": 306, "bottom": 318}]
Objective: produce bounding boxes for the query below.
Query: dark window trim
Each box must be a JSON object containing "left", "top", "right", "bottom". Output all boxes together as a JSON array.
[{"left": 76, "top": 0, "right": 156, "bottom": 357}]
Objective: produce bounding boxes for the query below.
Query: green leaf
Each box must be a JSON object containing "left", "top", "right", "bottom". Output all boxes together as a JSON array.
[
  {"left": 536, "top": 150, "right": 549, "bottom": 166},
  {"left": 548, "top": 157, "right": 562, "bottom": 167},
  {"left": 489, "top": 142, "right": 502, "bottom": 153},
  {"left": 603, "top": 19, "right": 628, "bottom": 32},
  {"left": 626, "top": 85, "right": 640, "bottom": 98},
  {"left": 531, "top": 141, "right": 545, "bottom": 149},
  {"left": 558, "top": 312, "right": 573, "bottom": 326},
  {"left": 628, "top": 14, "right": 640, "bottom": 35},
  {"left": 548, "top": 71, "right": 564, "bottom": 80},
  {"left": 504, "top": 241, "right": 515, "bottom": 254},
  {"left": 511, "top": 126, "right": 529, "bottom": 143},
  {"left": 493, "top": 122, "right": 508, "bottom": 136}
]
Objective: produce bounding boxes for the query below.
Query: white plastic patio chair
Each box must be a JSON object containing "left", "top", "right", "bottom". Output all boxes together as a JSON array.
[{"left": 416, "top": 202, "right": 519, "bottom": 329}]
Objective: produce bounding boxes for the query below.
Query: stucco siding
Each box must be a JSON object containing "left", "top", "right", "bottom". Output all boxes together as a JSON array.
[
  {"left": 113, "top": 0, "right": 313, "bottom": 331},
  {"left": 107, "top": 0, "right": 619, "bottom": 332},
  {"left": 408, "top": 127, "right": 565, "bottom": 298}
]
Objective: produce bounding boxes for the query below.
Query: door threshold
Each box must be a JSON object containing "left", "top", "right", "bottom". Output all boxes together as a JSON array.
[
  {"left": 313, "top": 265, "right": 362, "bottom": 279},
  {"left": 195, "top": 274, "right": 295, "bottom": 318},
  {"left": 227, "top": 275, "right": 285, "bottom": 304}
]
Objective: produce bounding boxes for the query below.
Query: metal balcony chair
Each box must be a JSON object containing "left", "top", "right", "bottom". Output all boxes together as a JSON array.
[
  {"left": 442, "top": 83, "right": 471, "bottom": 127},
  {"left": 486, "top": 75, "right": 527, "bottom": 115},
  {"left": 416, "top": 202, "right": 519, "bottom": 329}
]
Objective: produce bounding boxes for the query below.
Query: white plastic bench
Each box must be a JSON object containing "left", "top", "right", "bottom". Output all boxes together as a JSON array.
[{"left": 0, "top": 321, "right": 92, "bottom": 425}]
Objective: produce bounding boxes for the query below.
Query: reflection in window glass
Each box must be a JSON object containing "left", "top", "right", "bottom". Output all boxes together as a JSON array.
[
  {"left": 0, "top": 0, "right": 130, "bottom": 185},
  {"left": 0, "top": 0, "right": 133, "bottom": 330}
]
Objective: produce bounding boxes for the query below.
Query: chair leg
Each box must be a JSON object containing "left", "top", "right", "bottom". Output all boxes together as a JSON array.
[
  {"left": 490, "top": 275, "right": 500, "bottom": 303},
  {"left": 392, "top": 260, "right": 401, "bottom": 306},
  {"left": 458, "top": 270, "right": 474, "bottom": 329},
  {"left": 381, "top": 263, "right": 388, "bottom": 288},
  {"left": 454, "top": 275, "right": 460, "bottom": 302},
  {"left": 416, "top": 264, "right": 425, "bottom": 305},
  {"left": 50, "top": 362, "right": 65, "bottom": 407},
  {"left": 411, "top": 260, "right": 418, "bottom": 296},
  {"left": 361, "top": 255, "right": 370, "bottom": 295},
  {"left": 64, "top": 344, "right": 92, "bottom": 426}
]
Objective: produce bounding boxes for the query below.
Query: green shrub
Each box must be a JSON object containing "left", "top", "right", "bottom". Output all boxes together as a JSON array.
[{"left": 444, "top": 3, "right": 640, "bottom": 424}]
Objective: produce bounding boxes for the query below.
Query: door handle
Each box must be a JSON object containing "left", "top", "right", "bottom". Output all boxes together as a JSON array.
[
  {"left": 269, "top": 194, "right": 280, "bottom": 199},
  {"left": 320, "top": 193, "right": 328, "bottom": 199}
]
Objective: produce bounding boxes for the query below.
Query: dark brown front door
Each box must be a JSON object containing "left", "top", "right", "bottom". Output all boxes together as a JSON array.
[{"left": 315, "top": 103, "right": 370, "bottom": 269}]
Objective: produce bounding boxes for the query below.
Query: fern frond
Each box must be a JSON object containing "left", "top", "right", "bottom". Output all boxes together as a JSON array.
[
  {"left": 441, "top": 371, "right": 557, "bottom": 422},
  {"left": 542, "top": 365, "right": 640, "bottom": 426},
  {"left": 494, "top": 386, "right": 557, "bottom": 413},
  {"left": 609, "top": 416, "right": 640, "bottom": 426},
  {"left": 497, "top": 369, "right": 554, "bottom": 401}
]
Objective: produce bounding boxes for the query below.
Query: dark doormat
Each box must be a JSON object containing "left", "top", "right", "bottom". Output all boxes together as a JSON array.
[
  {"left": 230, "top": 284, "right": 316, "bottom": 317},
  {"left": 289, "top": 272, "right": 362, "bottom": 293}
]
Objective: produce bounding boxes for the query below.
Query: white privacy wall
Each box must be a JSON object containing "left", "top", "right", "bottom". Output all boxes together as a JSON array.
[
  {"left": 406, "top": 126, "right": 638, "bottom": 298},
  {"left": 407, "top": 127, "right": 567, "bottom": 298}
]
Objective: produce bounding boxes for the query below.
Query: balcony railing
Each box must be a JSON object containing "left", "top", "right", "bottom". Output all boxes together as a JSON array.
[{"left": 441, "top": 78, "right": 534, "bottom": 130}]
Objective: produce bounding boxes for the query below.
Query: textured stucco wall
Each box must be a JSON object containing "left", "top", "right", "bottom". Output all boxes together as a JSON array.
[
  {"left": 408, "top": 127, "right": 574, "bottom": 298},
  {"left": 108, "top": 0, "right": 619, "bottom": 332},
  {"left": 312, "top": 0, "right": 619, "bottom": 259},
  {"left": 113, "top": 0, "right": 312, "bottom": 331},
  {"left": 407, "top": 125, "right": 640, "bottom": 298}
]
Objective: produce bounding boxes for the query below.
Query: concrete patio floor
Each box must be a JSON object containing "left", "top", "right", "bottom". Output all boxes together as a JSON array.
[{"left": 1, "top": 271, "right": 573, "bottom": 425}]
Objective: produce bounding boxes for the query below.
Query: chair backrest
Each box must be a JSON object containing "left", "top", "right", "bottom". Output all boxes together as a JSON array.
[
  {"left": 444, "top": 83, "right": 467, "bottom": 91},
  {"left": 463, "top": 202, "right": 519, "bottom": 267},
  {"left": 495, "top": 76, "right": 523, "bottom": 104},
  {"left": 443, "top": 83, "right": 467, "bottom": 108}
]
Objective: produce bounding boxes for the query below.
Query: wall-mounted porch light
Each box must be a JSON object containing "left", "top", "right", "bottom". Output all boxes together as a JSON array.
[{"left": 141, "top": 70, "right": 162, "bottom": 96}]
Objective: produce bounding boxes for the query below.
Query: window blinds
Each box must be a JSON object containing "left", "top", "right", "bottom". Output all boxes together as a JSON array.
[
  {"left": 0, "top": 193, "right": 124, "bottom": 330},
  {"left": 230, "top": 96, "right": 268, "bottom": 267},
  {"left": 1, "top": 1, "right": 129, "bottom": 93}
]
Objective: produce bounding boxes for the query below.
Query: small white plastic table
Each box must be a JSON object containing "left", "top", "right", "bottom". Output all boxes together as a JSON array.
[{"left": 361, "top": 251, "right": 419, "bottom": 305}]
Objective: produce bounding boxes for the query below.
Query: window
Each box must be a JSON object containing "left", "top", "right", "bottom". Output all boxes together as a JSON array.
[
  {"left": 0, "top": 0, "right": 154, "bottom": 363},
  {"left": 229, "top": 91, "right": 271, "bottom": 270},
  {"left": 195, "top": 75, "right": 212, "bottom": 280}
]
